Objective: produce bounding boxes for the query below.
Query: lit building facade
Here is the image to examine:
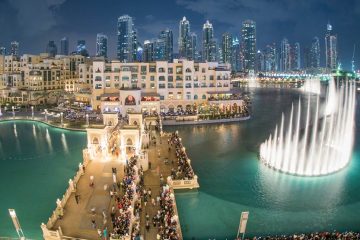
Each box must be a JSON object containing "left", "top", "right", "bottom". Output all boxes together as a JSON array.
[
  {"left": 280, "top": 38, "right": 291, "bottom": 72},
  {"left": 291, "top": 42, "right": 301, "bottom": 71},
  {"left": 222, "top": 32, "right": 232, "bottom": 65},
  {"left": 241, "top": 20, "right": 256, "bottom": 72},
  {"left": 159, "top": 29, "right": 173, "bottom": 62},
  {"left": 91, "top": 59, "right": 239, "bottom": 114},
  {"left": 46, "top": 41, "right": 58, "bottom": 57},
  {"left": 60, "top": 37, "right": 69, "bottom": 55},
  {"left": 310, "top": 37, "right": 321, "bottom": 68},
  {"left": 178, "top": 17, "right": 191, "bottom": 60},
  {"left": 11, "top": 41, "right": 19, "bottom": 57},
  {"left": 96, "top": 33, "right": 108, "bottom": 58},
  {"left": 325, "top": 23, "right": 337, "bottom": 70},
  {"left": 202, "top": 20, "right": 216, "bottom": 62},
  {"left": 117, "top": 15, "right": 137, "bottom": 62}
]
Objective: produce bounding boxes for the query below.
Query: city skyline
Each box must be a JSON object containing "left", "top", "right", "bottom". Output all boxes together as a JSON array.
[{"left": 0, "top": 0, "right": 358, "bottom": 69}]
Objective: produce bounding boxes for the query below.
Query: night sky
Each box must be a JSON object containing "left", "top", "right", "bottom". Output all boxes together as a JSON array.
[{"left": 0, "top": 0, "right": 359, "bottom": 69}]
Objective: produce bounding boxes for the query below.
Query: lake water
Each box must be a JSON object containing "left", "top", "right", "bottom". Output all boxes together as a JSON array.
[
  {"left": 167, "top": 88, "right": 360, "bottom": 239},
  {"left": 0, "top": 121, "right": 86, "bottom": 239},
  {"left": 1, "top": 88, "right": 359, "bottom": 239}
]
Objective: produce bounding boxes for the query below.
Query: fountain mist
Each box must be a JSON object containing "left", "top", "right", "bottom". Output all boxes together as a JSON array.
[{"left": 260, "top": 79, "right": 356, "bottom": 176}]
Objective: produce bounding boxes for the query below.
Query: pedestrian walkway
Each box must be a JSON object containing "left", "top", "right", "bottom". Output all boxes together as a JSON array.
[
  {"left": 140, "top": 129, "right": 183, "bottom": 240},
  {"left": 52, "top": 159, "right": 124, "bottom": 239}
]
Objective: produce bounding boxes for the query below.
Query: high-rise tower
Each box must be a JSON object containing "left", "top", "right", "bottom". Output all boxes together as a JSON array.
[
  {"left": 325, "top": 23, "right": 337, "bottom": 70},
  {"left": 241, "top": 20, "right": 256, "bottom": 71},
  {"left": 96, "top": 33, "right": 108, "bottom": 58},
  {"left": 117, "top": 15, "right": 136, "bottom": 62},
  {"left": 202, "top": 20, "right": 216, "bottom": 62}
]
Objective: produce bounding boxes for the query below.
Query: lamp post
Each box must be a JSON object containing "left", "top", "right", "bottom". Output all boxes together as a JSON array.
[
  {"left": 86, "top": 113, "right": 89, "bottom": 126},
  {"left": 12, "top": 106, "right": 15, "bottom": 119},
  {"left": 60, "top": 112, "right": 63, "bottom": 126},
  {"left": 31, "top": 106, "right": 34, "bottom": 119},
  {"left": 8, "top": 209, "right": 25, "bottom": 240}
]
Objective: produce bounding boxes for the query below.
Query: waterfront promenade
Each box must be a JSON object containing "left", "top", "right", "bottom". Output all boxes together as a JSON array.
[
  {"left": 52, "top": 158, "right": 124, "bottom": 239},
  {"left": 139, "top": 129, "right": 185, "bottom": 240},
  {"left": 41, "top": 119, "right": 195, "bottom": 239}
]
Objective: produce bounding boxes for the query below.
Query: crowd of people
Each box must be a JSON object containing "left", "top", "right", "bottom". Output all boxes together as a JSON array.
[
  {"left": 154, "top": 184, "right": 180, "bottom": 240},
  {"left": 168, "top": 132, "right": 195, "bottom": 180},
  {"left": 110, "top": 156, "right": 143, "bottom": 239},
  {"left": 247, "top": 231, "right": 360, "bottom": 240}
]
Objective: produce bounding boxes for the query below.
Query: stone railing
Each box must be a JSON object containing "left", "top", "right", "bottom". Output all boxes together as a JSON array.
[
  {"left": 43, "top": 149, "right": 91, "bottom": 235},
  {"left": 169, "top": 187, "right": 183, "bottom": 240},
  {"left": 167, "top": 175, "right": 200, "bottom": 190}
]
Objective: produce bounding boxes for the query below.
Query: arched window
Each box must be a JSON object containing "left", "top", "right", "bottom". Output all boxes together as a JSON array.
[
  {"left": 126, "top": 138, "right": 133, "bottom": 146},
  {"left": 202, "top": 94, "right": 206, "bottom": 100},
  {"left": 125, "top": 95, "right": 136, "bottom": 105},
  {"left": 92, "top": 137, "right": 99, "bottom": 144},
  {"left": 185, "top": 68, "right": 192, "bottom": 73},
  {"left": 194, "top": 94, "right": 198, "bottom": 100}
]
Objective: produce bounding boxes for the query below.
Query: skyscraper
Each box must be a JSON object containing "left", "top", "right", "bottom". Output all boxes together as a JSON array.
[
  {"left": 178, "top": 17, "right": 191, "bottom": 59},
  {"left": 325, "top": 23, "right": 337, "bottom": 70},
  {"left": 117, "top": 15, "right": 136, "bottom": 62},
  {"left": 231, "top": 37, "right": 241, "bottom": 72},
  {"left": 241, "top": 20, "right": 256, "bottom": 71},
  {"left": 310, "top": 37, "right": 320, "bottom": 68},
  {"left": 280, "top": 38, "right": 291, "bottom": 72},
  {"left": 159, "top": 29, "right": 173, "bottom": 62},
  {"left": 10, "top": 41, "right": 19, "bottom": 57},
  {"left": 190, "top": 32, "right": 198, "bottom": 61},
  {"left": 256, "top": 50, "right": 265, "bottom": 72},
  {"left": 291, "top": 42, "right": 301, "bottom": 71},
  {"left": 96, "top": 33, "right": 108, "bottom": 58},
  {"left": 76, "top": 40, "right": 89, "bottom": 56},
  {"left": 202, "top": 20, "right": 216, "bottom": 62},
  {"left": 222, "top": 32, "right": 232, "bottom": 65},
  {"left": 60, "top": 37, "right": 69, "bottom": 55},
  {"left": 143, "top": 40, "right": 154, "bottom": 62},
  {"left": 46, "top": 40, "right": 58, "bottom": 57},
  {"left": 0, "top": 47, "right": 6, "bottom": 55},
  {"left": 153, "top": 39, "right": 166, "bottom": 61},
  {"left": 264, "top": 43, "right": 277, "bottom": 72}
]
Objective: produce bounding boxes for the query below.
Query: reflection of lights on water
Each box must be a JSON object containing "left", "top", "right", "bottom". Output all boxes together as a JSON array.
[
  {"left": 32, "top": 124, "right": 37, "bottom": 138},
  {"left": 61, "top": 133, "right": 69, "bottom": 154},
  {"left": 45, "top": 128, "right": 53, "bottom": 152},
  {"left": 13, "top": 124, "right": 17, "bottom": 138}
]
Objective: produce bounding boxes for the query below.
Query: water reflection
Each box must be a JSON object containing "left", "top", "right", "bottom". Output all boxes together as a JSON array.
[
  {"left": 61, "top": 133, "right": 69, "bottom": 154},
  {"left": 45, "top": 128, "right": 53, "bottom": 152}
]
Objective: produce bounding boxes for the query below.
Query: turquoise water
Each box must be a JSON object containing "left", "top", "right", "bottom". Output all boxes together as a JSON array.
[
  {"left": 1, "top": 88, "right": 360, "bottom": 240},
  {"left": 168, "top": 88, "right": 360, "bottom": 240},
  {"left": 0, "top": 121, "right": 86, "bottom": 239}
]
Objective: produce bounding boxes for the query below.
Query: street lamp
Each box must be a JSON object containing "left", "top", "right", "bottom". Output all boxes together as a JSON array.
[
  {"left": 60, "top": 112, "right": 64, "bottom": 126},
  {"left": 8, "top": 209, "right": 25, "bottom": 240},
  {"left": 31, "top": 106, "right": 34, "bottom": 119},
  {"left": 12, "top": 106, "right": 15, "bottom": 119}
]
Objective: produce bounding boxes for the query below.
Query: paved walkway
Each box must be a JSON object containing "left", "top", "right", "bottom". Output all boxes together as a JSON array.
[
  {"left": 140, "top": 129, "right": 181, "bottom": 240},
  {"left": 51, "top": 127, "right": 183, "bottom": 240},
  {"left": 53, "top": 158, "right": 124, "bottom": 239}
]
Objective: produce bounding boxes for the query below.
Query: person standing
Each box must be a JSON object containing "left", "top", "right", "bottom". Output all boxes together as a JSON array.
[{"left": 75, "top": 194, "right": 80, "bottom": 204}]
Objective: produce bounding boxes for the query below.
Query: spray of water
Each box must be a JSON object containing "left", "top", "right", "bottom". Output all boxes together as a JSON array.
[{"left": 260, "top": 79, "right": 356, "bottom": 176}]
